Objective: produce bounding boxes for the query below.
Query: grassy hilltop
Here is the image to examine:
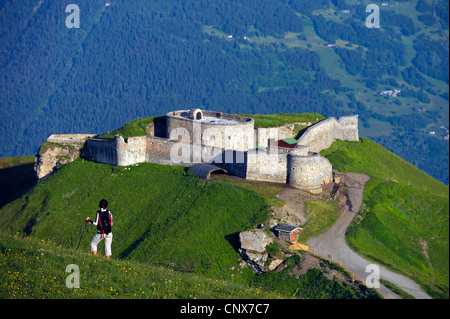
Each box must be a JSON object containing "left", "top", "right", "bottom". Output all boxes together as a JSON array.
[
  {"left": 0, "top": 114, "right": 448, "bottom": 299},
  {"left": 0, "top": 136, "right": 377, "bottom": 299}
]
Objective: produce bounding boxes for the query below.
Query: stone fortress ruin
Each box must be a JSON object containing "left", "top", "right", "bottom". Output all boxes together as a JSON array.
[{"left": 36, "top": 109, "right": 359, "bottom": 194}]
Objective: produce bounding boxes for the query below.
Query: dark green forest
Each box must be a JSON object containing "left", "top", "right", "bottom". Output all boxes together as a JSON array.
[{"left": 0, "top": 0, "right": 448, "bottom": 184}]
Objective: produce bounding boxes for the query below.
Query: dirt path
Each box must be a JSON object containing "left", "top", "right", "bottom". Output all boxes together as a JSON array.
[
  {"left": 219, "top": 173, "right": 432, "bottom": 298},
  {"left": 269, "top": 187, "right": 308, "bottom": 226},
  {"left": 267, "top": 180, "right": 336, "bottom": 229},
  {"left": 306, "top": 173, "right": 432, "bottom": 299}
]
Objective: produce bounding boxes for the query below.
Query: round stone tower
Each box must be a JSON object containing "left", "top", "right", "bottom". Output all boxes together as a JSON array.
[
  {"left": 287, "top": 146, "right": 332, "bottom": 194},
  {"left": 165, "top": 109, "right": 254, "bottom": 152}
]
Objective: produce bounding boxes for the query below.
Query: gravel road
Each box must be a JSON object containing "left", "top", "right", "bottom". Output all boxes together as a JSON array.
[{"left": 306, "top": 173, "right": 432, "bottom": 299}]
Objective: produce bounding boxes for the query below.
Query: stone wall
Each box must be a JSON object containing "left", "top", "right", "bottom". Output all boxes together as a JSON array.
[
  {"left": 145, "top": 116, "right": 167, "bottom": 138},
  {"left": 81, "top": 138, "right": 118, "bottom": 165},
  {"left": 210, "top": 150, "right": 248, "bottom": 178},
  {"left": 116, "top": 135, "right": 147, "bottom": 166},
  {"left": 145, "top": 136, "right": 191, "bottom": 166},
  {"left": 337, "top": 115, "right": 359, "bottom": 141},
  {"left": 166, "top": 110, "right": 255, "bottom": 152},
  {"left": 297, "top": 115, "right": 358, "bottom": 153},
  {"left": 243, "top": 145, "right": 333, "bottom": 193},
  {"left": 246, "top": 150, "right": 287, "bottom": 183},
  {"left": 82, "top": 135, "right": 148, "bottom": 166},
  {"left": 47, "top": 134, "right": 97, "bottom": 149}
]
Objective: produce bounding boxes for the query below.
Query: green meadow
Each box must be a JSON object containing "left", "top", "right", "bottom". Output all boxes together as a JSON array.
[
  {"left": 0, "top": 233, "right": 279, "bottom": 299},
  {"left": 0, "top": 156, "right": 378, "bottom": 299},
  {"left": 321, "top": 138, "right": 449, "bottom": 299},
  {"left": 299, "top": 199, "right": 340, "bottom": 242}
]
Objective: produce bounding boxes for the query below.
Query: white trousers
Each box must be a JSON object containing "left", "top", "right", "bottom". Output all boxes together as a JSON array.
[{"left": 90, "top": 233, "right": 113, "bottom": 256}]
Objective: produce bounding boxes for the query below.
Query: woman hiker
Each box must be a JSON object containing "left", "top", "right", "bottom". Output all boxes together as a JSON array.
[{"left": 86, "top": 199, "right": 113, "bottom": 259}]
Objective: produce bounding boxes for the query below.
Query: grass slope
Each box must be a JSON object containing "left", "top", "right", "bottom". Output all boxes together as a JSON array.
[
  {"left": 0, "top": 156, "right": 37, "bottom": 209},
  {"left": 97, "top": 116, "right": 164, "bottom": 140},
  {"left": 0, "top": 233, "right": 280, "bottom": 299},
  {"left": 0, "top": 159, "right": 267, "bottom": 281},
  {"left": 0, "top": 157, "right": 377, "bottom": 299},
  {"left": 321, "top": 138, "right": 449, "bottom": 298}
]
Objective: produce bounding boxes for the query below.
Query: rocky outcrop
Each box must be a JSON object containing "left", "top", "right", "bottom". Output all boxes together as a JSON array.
[
  {"left": 34, "top": 134, "right": 95, "bottom": 180},
  {"left": 239, "top": 229, "right": 273, "bottom": 253},
  {"left": 35, "top": 142, "right": 79, "bottom": 180},
  {"left": 239, "top": 249, "right": 269, "bottom": 274},
  {"left": 238, "top": 229, "right": 274, "bottom": 274}
]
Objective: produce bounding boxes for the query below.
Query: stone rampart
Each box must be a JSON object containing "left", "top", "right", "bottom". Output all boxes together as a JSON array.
[
  {"left": 81, "top": 138, "right": 118, "bottom": 165},
  {"left": 337, "top": 115, "right": 359, "bottom": 141},
  {"left": 246, "top": 150, "right": 287, "bottom": 183},
  {"left": 47, "top": 134, "right": 96, "bottom": 150},
  {"left": 146, "top": 136, "right": 191, "bottom": 166},
  {"left": 116, "top": 135, "right": 147, "bottom": 166},
  {"left": 297, "top": 115, "right": 358, "bottom": 153}
]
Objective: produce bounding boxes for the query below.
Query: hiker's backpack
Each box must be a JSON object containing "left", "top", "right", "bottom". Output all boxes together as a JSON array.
[{"left": 97, "top": 210, "right": 112, "bottom": 235}]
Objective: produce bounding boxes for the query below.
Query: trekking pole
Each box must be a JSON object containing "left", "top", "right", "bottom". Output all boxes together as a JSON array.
[{"left": 75, "top": 221, "right": 89, "bottom": 251}]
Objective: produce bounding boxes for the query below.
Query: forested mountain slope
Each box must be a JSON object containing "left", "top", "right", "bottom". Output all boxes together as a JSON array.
[{"left": 0, "top": 0, "right": 448, "bottom": 183}]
